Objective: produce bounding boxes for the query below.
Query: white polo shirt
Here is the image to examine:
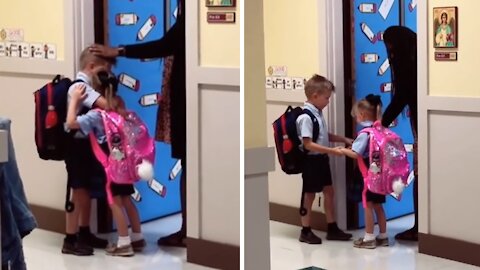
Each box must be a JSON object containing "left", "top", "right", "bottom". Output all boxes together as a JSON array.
[
  {"left": 65, "top": 71, "right": 101, "bottom": 138},
  {"left": 296, "top": 102, "right": 329, "bottom": 155}
]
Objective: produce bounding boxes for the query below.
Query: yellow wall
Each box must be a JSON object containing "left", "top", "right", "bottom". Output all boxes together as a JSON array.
[
  {"left": 245, "top": 0, "right": 267, "bottom": 148},
  {"left": 429, "top": 0, "right": 480, "bottom": 97},
  {"left": 0, "top": 0, "right": 65, "bottom": 60},
  {"left": 263, "top": 0, "right": 322, "bottom": 79},
  {"left": 199, "top": 2, "right": 240, "bottom": 67}
]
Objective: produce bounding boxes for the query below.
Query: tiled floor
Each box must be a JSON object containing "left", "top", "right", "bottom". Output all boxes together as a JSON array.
[
  {"left": 22, "top": 214, "right": 215, "bottom": 270},
  {"left": 270, "top": 215, "right": 480, "bottom": 270},
  {"left": 21, "top": 214, "right": 480, "bottom": 269}
]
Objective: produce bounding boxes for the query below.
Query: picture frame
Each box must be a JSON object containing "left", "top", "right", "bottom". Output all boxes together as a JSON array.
[
  {"left": 206, "top": 0, "right": 236, "bottom": 8},
  {"left": 433, "top": 6, "right": 457, "bottom": 48}
]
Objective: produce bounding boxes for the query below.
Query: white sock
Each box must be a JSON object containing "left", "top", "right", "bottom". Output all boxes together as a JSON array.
[
  {"left": 364, "top": 233, "right": 375, "bottom": 242},
  {"left": 117, "top": 236, "right": 131, "bottom": 247},
  {"left": 131, "top": 232, "right": 144, "bottom": 242},
  {"left": 378, "top": 233, "right": 388, "bottom": 239}
]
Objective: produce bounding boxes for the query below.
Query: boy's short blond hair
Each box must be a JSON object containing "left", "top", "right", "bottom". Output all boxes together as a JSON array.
[
  {"left": 304, "top": 74, "right": 335, "bottom": 98},
  {"left": 79, "top": 47, "right": 116, "bottom": 69}
]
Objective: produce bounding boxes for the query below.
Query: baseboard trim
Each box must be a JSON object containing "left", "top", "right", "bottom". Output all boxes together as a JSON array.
[
  {"left": 186, "top": 237, "right": 239, "bottom": 270},
  {"left": 30, "top": 199, "right": 111, "bottom": 234},
  {"left": 29, "top": 204, "right": 65, "bottom": 234},
  {"left": 269, "top": 202, "right": 327, "bottom": 231},
  {"left": 419, "top": 233, "right": 480, "bottom": 267}
]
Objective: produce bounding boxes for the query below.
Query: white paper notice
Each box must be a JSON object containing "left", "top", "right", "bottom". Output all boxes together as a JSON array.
[
  {"left": 292, "top": 77, "right": 305, "bottom": 90},
  {"left": 284, "top": 77, "right": 293, "bottom": 90},
  {"left": 46, "top": 44, "right": 57, "bottom": 60},
  {"left": 265, "top": 77, "right": 273, "bottom": 89},
  {"left": 379, "top": 0, "right": 395, "bottom": 20},
  {"left": 409, "top": 0, "right": 417, "bottom": 12},
  {"left": 378, "top": 58, "right": 390, "bottom": 76},
  {"left": 31, "top": 43, "right": 43, "bottom": 59},
  {"left": 8, "top": 42, "right": 19, "bottom": 57},
  {"left": 20, "top": 42, "right": 30, "bottom": 58},
  {"left": 404, "top": 144, "right": 413, "bottom": 153},
  {"left": 0, "top": 43, "right": 5, "bottom": 57}
]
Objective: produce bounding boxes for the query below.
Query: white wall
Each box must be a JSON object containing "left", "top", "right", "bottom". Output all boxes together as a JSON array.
[
  {"left": 418, "top": 0, "right": 480, "bottom": 243},
  {"left": 264, "top": 0, "right": 347, "bottom": 228},
  {"left": 186, "top": 0, "right": 240, "bottom": 247},
  {"left": 264, "top": 0, "right": 326, "bottom": 212},
  {"left": 0, "top": 0, "right": 93, "bottom": 210},
  {"left": 245, "top": 0, "right": 272, "bottom": 268}
]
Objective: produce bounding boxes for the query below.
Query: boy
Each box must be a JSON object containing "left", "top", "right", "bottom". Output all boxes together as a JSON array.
[
  {"left": 296, "top": 74, "right": 353, "bottom": 244},
  {"left": 61, "top": 48, "right": 114, "bottom": 255}
]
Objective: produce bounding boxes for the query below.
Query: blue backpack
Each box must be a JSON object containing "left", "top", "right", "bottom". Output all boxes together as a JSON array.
[
  {"left": 34, "top": 75, "right": 83, "bottom": 161},
  {"left": 272, "top": 106, "right": 319, "bottom": 174}
]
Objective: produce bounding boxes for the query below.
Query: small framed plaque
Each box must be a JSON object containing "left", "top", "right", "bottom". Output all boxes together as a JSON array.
[
  {"left": 206, "top": 0, "right": 235, "bottom": 8},
  {"left": 435, "top": 51, "right": 457, "bottom": 61},
  {"left": 207, "top": 12, "right": 235, "bottom": 23}
]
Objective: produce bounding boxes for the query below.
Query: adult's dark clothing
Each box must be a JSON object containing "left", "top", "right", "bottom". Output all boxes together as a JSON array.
[
  {"left": 381, "top": 26, "right": 417, "bottom": 134},
  {"left": 381, "top": 26, "right": 419, "bottom": 239},
  {"left": 123, "top": 14, "right": 186, "bottom": 160}
]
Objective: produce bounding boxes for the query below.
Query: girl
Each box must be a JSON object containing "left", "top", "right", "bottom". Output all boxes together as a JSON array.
[
  {"left": 340, "top": 94, "right": 389, "bottom": 249},
  {"left": 66, "top": 71, "right": 146, "bottom": 256}
]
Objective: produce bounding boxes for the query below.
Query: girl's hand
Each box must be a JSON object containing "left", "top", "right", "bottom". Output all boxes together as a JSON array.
[{"left": 71, "top": 84, "right": 87, "bottom": 102}]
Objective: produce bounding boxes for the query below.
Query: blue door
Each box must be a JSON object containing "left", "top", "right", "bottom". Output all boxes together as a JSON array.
[
  {"left": 352, "top": 0, "right": 416, "bottom": 227},
  {"left": 106, "top": 0, "right": 181, "bottom": 222}
]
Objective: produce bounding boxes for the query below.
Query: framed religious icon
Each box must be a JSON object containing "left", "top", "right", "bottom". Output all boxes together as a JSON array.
[
  {"left": 206, "top": 0, "right": 235, "bottom": 8},
  {"left": 433, "top": 7, "right": 457, "bottom": 48}
]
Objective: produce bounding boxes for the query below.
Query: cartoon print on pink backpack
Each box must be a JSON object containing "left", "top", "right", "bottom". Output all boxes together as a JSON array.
[
  {"left": 357, "top": 121, "right": 410, "bottom": 208},
  {"left": 89, "top": 109, "right": 155, "bottom": 204}
]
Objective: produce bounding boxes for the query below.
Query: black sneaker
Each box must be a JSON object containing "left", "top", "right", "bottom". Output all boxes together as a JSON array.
[
  {"left": 326, "top": 229, "right": 353, "bottom": 241},
  {"left": 157, "top": 232, "right": 186, "bottom": 247},
  {"left": 61, "top": 239, "right": 94, "bottom": 256},
  {"left": 299, "top": 230, "right": 322, "bottom": 244},
  {"left": 78, "top": 233, "right": 108, "bottom": 249}
]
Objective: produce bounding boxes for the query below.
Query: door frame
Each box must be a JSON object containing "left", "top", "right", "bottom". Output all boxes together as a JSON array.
[{"left": 322, "top": 0, "right": 348, "bottom": 229}]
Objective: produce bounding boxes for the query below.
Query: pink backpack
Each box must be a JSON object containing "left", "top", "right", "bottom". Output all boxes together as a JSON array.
[
  {"left": 357, "top": 121, "right": 410, "bottom": 208},
  {"left": 89, "top": 109, "right": 155, "bottom": 204}
]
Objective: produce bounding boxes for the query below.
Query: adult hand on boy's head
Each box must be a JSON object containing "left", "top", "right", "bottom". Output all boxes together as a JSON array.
[{"left": 89, "top": 44, "right": 119, "bottom": 58}]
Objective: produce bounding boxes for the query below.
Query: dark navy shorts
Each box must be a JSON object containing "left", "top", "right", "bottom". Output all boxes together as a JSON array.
[
  {"left": 110, "top": 183, "right": 135, "bottom": 197},
  {"left": 65, "top": 138, "right": 106, "bottom": 197},
  {"left": 302, "top": 154, "right": 333, "bottom": 193}
]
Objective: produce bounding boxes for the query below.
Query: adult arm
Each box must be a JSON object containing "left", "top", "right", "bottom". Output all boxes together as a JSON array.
[
  {"left": 328, "top": 133, "right": 354, "bottom": 146},
  {"left": 303, "top": 138, "right": 343, "bottom": 156},
  {"left": 381, "top": 91, "right": 408, "bottom": 127},
  {"left": 89, "top": 18, "right": 184, "bottom": 59}
]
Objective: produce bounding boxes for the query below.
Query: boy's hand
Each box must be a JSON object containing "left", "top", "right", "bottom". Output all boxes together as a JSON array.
[
  {"left": 332, "top": 147, "right": 344, "bottom": 156},
  {"left": 71, "top": 84, "right": 87, "bottom": 103}
]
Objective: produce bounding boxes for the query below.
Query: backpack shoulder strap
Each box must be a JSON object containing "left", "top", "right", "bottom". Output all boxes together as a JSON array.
[
  {"left": 88, "top": 109, "right": 108, "bottom": 167},
  {"left": 71, "top": 79, "right": 86, "bottom": 85},
  {"left": 356, "top": 126, "right": 373, "bottom": 182},
  {"left": 302, "top": 109, "right": 319, "bottom": 142}
]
